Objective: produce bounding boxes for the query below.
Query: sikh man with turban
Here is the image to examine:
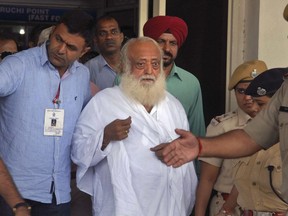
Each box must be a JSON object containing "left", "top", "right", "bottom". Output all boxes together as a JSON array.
[
  {"left": 143, "top": 16, "right": 205, "bottom": 144},
  {"left": 143, "top": 16, "right": 205, "bottom": 178}
]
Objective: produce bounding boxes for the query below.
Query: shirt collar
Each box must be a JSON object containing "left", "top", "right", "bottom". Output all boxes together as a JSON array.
[
  {"left": 98, "top": 54, "right": 115, "bottom": 72},
  {"left": 167, "top": 63, "right": 182, "bottom": 81},
  {"left": 40, "top": 41, "right": 49, "bottom": 66},
  {"left": 98, "top": 55, "right": 107, "bottom": 67},
  {"left": 237, "top": 108, "right": 253, "bottom": 126}
]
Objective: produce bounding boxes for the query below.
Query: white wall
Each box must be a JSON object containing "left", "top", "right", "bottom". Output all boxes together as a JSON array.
[
  {"left": 138, "top": 0, "right": 166, "bottom": 36},
  {"left": 258, "top": 0, "right": 288, "bottom": 68},
  {"left": 226, "top": 0, "right": 288, "bottom": 111}
]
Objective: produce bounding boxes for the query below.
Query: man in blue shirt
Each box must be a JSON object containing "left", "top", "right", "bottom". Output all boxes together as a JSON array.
[
  {"left": 0, "top": 9, "right": 93, "bottom": 216},
  {"left": 85, "top": 15, "right": 124, "bottom": 90}
]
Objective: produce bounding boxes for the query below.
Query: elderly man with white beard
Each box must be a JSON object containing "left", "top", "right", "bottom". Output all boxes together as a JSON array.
[{"left": 71, "top": 36, "right": 197, "bottom": 216}]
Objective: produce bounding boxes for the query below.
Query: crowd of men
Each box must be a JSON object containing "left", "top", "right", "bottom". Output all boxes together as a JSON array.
[{"left": 1, "top": 5, "right": 288, "bottom": 216}]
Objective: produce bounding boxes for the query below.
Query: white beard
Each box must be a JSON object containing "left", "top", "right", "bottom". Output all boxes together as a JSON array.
[{"left": 120, "top": 71, "right": 166, "bottom": 107}]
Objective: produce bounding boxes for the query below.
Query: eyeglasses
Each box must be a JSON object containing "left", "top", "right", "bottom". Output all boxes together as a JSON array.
[
  {"left": 0, "top": 51, "right": 16, "bottom": 59},
  {"left": 235, "top": 87, "right": 246, "bottom": 94}
]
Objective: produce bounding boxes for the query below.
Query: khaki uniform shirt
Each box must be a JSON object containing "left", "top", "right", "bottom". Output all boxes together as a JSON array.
[
  {"left": 234, "top": 144, "right": 287, "bottom": 211},
  {"left": 244, "top": 79, "right": 288, "bottom": 203},
  {"left": 200, "top": 108, "right": 252, "bottom": 193}
]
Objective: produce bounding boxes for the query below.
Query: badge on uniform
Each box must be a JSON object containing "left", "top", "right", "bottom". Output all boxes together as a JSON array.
[
  {"left": 44, "top": 109, "right": 65, "bottom": 136},
  {"left": 256, "top": 87, "right": 266, "bottom": 96},
  {"left": 251, "top": 69, "right": 258, "bottom": 78}
]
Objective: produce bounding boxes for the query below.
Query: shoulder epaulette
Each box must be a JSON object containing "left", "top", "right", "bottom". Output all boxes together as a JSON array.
[{"left": 210, "top": 111, "right": 237, "bottom": 126}]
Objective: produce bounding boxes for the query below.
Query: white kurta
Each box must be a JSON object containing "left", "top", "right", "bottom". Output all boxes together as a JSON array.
[{"left": 71, "top": 86, "right": 197, "bottom": 216}]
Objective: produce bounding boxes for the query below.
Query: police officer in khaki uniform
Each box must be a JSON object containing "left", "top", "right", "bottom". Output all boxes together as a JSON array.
[
  {"left": 151, "top": 4, "right": 288, "bottom": 213},
  {"left": 218, "top": 68, "right": 288, "bottom": 216},
  {"left": 195, "top": 60, "right": 267, "bottom": 216}
]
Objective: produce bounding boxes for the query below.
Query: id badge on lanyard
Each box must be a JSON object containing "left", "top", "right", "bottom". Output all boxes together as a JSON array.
[{"left": 44, "top": 84, "right": 65, "bottom": 136}]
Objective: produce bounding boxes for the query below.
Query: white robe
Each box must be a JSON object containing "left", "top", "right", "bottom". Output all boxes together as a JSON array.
[{"left": 71, "top": 86, "right": 197, "bottom": 216}]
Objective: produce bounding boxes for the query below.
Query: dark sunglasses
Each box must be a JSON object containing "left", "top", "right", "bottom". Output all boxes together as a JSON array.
[{"left": 0, "top": 51, "right": 17, "bottom": 59}]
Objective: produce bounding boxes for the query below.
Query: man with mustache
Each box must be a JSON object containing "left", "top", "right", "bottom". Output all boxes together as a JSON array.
[
  {"left": 85, "top": 15, "right": 124, "bottom": 90},
  {"left": 151, "top": 3, "right": 288, "bottom": 208},
  {"left": 143, "top": 16, "right": 205, "bottom": 140},
  {"left": 0, "top": 9, "right": 93, "bottom": 216},
  {"left": 72, "top": 37, "right": 198, "bottom": 216}
]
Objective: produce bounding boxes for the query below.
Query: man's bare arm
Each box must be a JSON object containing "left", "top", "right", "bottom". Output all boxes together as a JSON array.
[
  {"left": 151, "top": 129, "right": 262, "bottom": 167},
  {"left": 0, "top": 158, "right": 30, "bottom": 215},
  {"left": 201, "top": 129, "right": 262, "bottom": 158}
]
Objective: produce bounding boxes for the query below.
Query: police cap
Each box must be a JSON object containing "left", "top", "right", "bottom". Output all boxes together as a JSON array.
[
  {"left": 245, "top": 68, "right": 286, "bottom": 97},
  {"left": 228, "top": 60, "right": 267, "bottom": 91}
]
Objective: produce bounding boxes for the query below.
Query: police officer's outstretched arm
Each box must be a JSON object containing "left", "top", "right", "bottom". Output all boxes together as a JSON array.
[
  {"left": 151, "top": 128, "right": 262, "bottom": 167},
  {"left": 151, "top": 129, "right": 199, "bottom": 167}
]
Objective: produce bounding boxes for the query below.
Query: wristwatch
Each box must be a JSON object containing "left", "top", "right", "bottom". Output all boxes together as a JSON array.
[{"left": 12, "top": 202, "right": 31, "bottom": 213}]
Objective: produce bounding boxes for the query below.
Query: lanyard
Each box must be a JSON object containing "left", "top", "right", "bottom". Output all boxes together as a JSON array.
[{"left": 52, "top": 84, "right": 61, "bottom": 108}]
